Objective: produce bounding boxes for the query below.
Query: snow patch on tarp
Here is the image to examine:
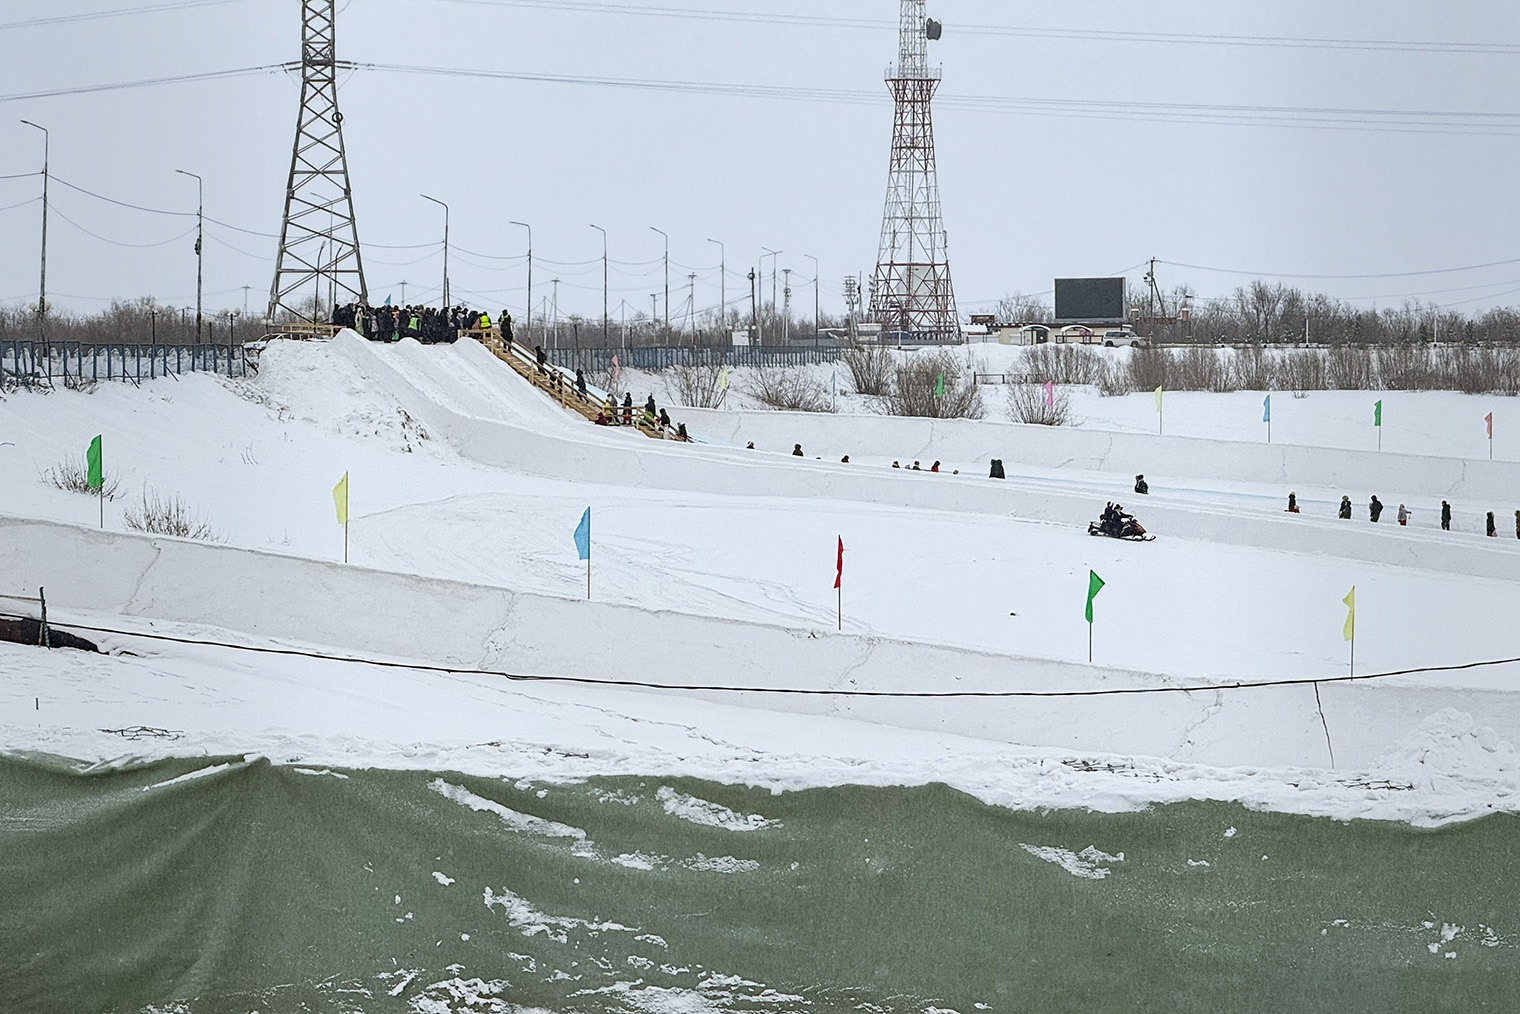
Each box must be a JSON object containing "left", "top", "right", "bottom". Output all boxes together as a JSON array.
[
  {"left": 1019, "top": 843, "right": 1126, "bottom": 880},
  {"left": 656, "top": 786, "right": 779, "bottom": 832}
]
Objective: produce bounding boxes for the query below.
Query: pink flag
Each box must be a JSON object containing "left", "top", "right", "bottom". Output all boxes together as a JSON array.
[
  {"left": 1487, "top": 412, "right": 1494, "bottom": 439},
  {"left": 612, "top": 355, "right": 621, "bottom": 385},
  {"left": 1044, "top": 380, "right": 1055, "bottom": 408}
]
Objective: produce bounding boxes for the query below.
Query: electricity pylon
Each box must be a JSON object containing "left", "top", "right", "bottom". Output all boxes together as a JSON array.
[
  {"left": 868, "top": 0, "right": 960, "bottom": 342},
  {"left": 267, "top": 0, "right": 368, "bottom": 324}
]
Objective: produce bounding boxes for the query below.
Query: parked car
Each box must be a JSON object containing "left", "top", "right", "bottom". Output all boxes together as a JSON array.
[{"left": 1102, "top": 330, "right": 1147, "bottom": 348}]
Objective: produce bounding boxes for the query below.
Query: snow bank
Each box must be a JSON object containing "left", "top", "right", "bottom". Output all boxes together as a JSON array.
[{"left": 8, "top": 515, "right": 1520, "bottom": 772}]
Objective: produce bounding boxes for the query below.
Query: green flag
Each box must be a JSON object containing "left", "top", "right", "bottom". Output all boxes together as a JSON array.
[
  {"left": 86, "top": 436, "right": 103, "bottom": 491},
  {"left": 934, "top": 372, "right": 945, "bottom": 399},
  {"left": 1085, "top": 570, "right": 1105, "bottom": 624},
  {"left": 1374, "top": 400, "right": 1382, "bottom": 427}
]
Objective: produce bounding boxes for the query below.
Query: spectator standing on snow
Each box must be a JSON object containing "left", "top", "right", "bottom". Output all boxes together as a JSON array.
[
  {"left": 1286, "top": 493, "right": 1300, "bottom": 514},
  {"left": 990, "top": 459, "right": 1005, "bottom": 480},
  {"left": 1339, "top": 496, "right": 1353, "bottom": 520},
  {"left": 1134, "top": 474, "right": 1149, "bottom": 495},
  {"left": 622, "top": 393, "right": 633, "bottom": 426},
  {"left": 1369, "top": 496, "right": 1384, "bottom": 523},
  {"left": 1398, "top": 504, "right": 1410, "bottom": 526},
  {"left": 658, "top": 408, "right": 671, "bottom": 431},
  {"left": 793, "top": 444, "right": 805, "bottom": 457},
  {"left": 1515, "top": 509, "right": 1520, "bottom": 539},
  {"left": 1487, "top": 512, "right": 1497, "bottom": 537},
  {"left": 1442, "top": 501, "right": 1452, "bottom": 531}
]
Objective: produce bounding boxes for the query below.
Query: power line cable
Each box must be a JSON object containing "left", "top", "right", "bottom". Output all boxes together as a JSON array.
[
  {"left": 431, "top": 0, "right": 1520, "bottom": 57},
  {"left": 12, "top": 612, "right": 1518, "bottom": 700},
  {"left": 51, "top": 207, "right": 199, "bottom": 249},
  {"left": 1159, "top": 256, "right": 1520, "bottom": 281},
  {"left": 0, "top": 64, "right": 289, "bottom": 105},
  {"left": 0, "top": 0, "right": 248, "bottom": 31}
]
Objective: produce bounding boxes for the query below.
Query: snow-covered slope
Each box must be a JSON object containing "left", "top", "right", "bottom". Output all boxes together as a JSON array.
[{"left": 2, "top": 333, "right": 1516, "bottom": 825}]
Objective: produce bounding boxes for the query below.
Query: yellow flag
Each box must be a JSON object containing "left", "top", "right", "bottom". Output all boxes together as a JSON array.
[
  {"left": 333, "top": 472, "right": 349, "bottom": 525},
  {"left": 719, "top": 366, "right": 730, "bottom": 391},
  {"left": 1342, "top": 586, "right": 1355, "bottom": 641},
  {"left": 1155, "top": 386, "right": 1164, "bottom": 412}
]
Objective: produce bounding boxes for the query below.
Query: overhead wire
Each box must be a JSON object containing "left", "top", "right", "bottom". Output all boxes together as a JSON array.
[
  {"left": 50, "top": 206, "right": 199, "bottom": 249},
  {"left": 0, "top": 65, "right": 290, "bottom": 105},
  {"left": 431, "top": 0, "right": 1520, "bottom": 57},
  {"left": 0, "top": 0, "right": 249, "bottom": 31}
]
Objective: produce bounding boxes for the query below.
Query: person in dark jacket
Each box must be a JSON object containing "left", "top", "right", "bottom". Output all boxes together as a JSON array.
[
  {"left": 990, "top": 459, "right": 1005, "bottom": 480},
  {"left": 1515, "top": 509, "right": 1520, "bottom": 540},
  {"left": 931, "top": 461, "right": 941, "bottom": 473},
  {"left": 1487, "top": 511, "right": 1497, "bottom": 537},
  {"left": 658, "top": 408, "right": 671, "bottom": 431},
  {"left": 1441, "top": 501, "right": 1452, "bottom": 531},
  {"left": 1286, "top": 492, "right": 1299, "bottom": 514},
  {"left": 1339, "top": 496, "right": 1353, "bottom": 520},
  {"left": 792, "top": 444, "right": 805, "bottom": 457},
  {"left": 622, "top": 392, "right": 633, "bottom": 426},
  {"left": 535, "top": 345, "right": 547, "bottom": 374},
  {"left": 1369, "top": 496, "right": 1383, "bottom": 523},
  {"left": 677, "top": 422, "right": 689, "bottom": 442},
  {"left": 575, "top": 369, "right": 588, "bottom": 397},
  {"left": 1134, "top": 474, "right": 1149, "bottom": 495}
]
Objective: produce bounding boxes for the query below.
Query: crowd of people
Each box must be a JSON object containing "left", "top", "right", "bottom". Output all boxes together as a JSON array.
[
  {"left": 328, "top": 303, "right": 512, "bottom": 345},
  {"left": 1319, "top": 492, "right": 1518, "bottom": 537},
  {"left": 593, "top": 390, "right": 691, "bottom": 442}
]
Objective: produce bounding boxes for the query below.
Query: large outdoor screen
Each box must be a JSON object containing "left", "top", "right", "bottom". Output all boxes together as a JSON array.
[{"left": 1055, "top": 277, "right": 1127, "bottom": 323}]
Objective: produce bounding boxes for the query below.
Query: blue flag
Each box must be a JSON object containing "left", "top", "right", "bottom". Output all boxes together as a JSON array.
[
  {"left": 573, "top": 508, "right": 591, "bottom": 561},
  {"left": 1263, "top": 394, "right": 1271, "bottom": 423}
]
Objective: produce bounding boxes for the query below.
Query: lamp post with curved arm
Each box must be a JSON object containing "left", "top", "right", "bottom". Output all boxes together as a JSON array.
[
  {"left": 590, "top": 224, "right": 608, "bottom": 346},
  {"left": 421, "top": 194, "right": 449, "bottom": 311},
  {"left": 649, "top": 226, "right": 669, "bottom": 337}
]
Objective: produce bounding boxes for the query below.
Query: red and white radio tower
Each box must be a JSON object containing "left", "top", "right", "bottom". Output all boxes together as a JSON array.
[{"left": 869, "top": 0, "right": 959, "bottom": 342}]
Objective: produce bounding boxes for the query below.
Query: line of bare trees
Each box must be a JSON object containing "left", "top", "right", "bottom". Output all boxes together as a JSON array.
[
  {"left": 999, "top": 280, "right": 1520, "bottom": 346},
  {"left": 1012, "top": 343, "right": 1520, "bottom": 396},
  {"left": 0, "top": 298, "right": 248, "bottom": 347}
]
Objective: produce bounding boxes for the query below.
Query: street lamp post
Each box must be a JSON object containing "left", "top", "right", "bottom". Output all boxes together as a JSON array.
[
  {"left": 760, "top": 247, "right": 780, "bottom": 345},
  {"left": 590, "top": 224, "right": 608, "bottom": 346},
  {"left": 551, "top": 278, "right": 561, "bottom": 347},
  {"left": 706, "top": 238, "right": 725, "bottom": 342},
  {"left": 510, "top": 220, "right": 531, "bottom": 342},
  {"left": 804, "top": 254, "right": 820, "bottom": 341},
  {"left": 175, "top": 169, "right": 203, "bottom": 341},
  {"left": 19, "top": 119, "right": 48, "bottom": 344},
  {"left": 421, "top": 194, "right": 449, "bottom": 311},
  {"left": 649, "top": 227, "right": 669, "bottom": 338}
]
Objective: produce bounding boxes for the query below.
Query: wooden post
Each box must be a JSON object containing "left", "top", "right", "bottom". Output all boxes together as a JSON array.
[{"left": 38, "top": 586, "right": 49, "bottom": 649}]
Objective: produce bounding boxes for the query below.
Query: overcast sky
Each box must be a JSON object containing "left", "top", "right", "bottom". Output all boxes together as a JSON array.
[{"left": 3, "top": 0, "right": 1519, "bottom": 325}]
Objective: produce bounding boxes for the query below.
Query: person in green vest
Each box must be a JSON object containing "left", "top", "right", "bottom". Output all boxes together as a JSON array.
[{"left": 406, "top": 312, "right": 420, "bottom": 340}]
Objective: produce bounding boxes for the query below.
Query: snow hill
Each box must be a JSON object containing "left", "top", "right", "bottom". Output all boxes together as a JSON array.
[{"left": 2, "top": 332, "right": 1517, "bottom": 827}]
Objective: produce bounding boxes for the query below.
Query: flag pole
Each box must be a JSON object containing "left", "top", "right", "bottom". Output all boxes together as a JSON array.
[
  {"left": 837, "top": 583, "right": 842, "bottom": 632},
  {"left": 1088, "top": 620, "right": 1093, "bottom": 663},
  {"left": 99, "top": 484, "right": 104, "bottom": 529},
  {"left": 587, "top": 555, "right": 592, "bottom": 601},
  {"left": 344, "top": 516, "right": 349, "bottom": 564}
]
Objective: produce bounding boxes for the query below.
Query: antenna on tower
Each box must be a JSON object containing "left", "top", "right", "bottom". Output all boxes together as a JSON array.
[
  {"left": 267, "top": 0, "right": 368, "bottom": 325},
  {"left": 869, "top": 0, "right": 959, "bottom": 343}
]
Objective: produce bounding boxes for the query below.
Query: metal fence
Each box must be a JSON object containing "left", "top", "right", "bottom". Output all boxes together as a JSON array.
[
  {"left": 544, "top": 345, "right": 843, "bottom": 373},
  {"left": 0, "top": 341, "right": 256, "bottom": 388}
]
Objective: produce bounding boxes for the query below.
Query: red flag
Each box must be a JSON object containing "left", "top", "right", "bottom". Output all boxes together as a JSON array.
[
  {"left": 834, "top": 537, "right": 843, "bottom": 589},
  {"left": 1487, "top": 412, "right": 1494, "bottom": 438}
]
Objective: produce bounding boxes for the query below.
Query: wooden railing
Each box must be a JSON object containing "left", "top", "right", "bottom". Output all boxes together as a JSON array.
[{"left": 471, "top": 330, "right": 675, "bottom": 440}]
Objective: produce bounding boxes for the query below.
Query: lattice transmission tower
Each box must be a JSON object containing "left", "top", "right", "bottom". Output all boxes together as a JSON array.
[
  {"left": 868, "top": 0, "right": 959, "bottom": 342},
  {"left": 268, "top": 0, "right": 368, "bottom": 323}
]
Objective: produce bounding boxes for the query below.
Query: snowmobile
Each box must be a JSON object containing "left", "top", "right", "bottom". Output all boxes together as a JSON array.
[{"left": 1088, "top": 509, "right": 1155, "bottom": 542}]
